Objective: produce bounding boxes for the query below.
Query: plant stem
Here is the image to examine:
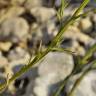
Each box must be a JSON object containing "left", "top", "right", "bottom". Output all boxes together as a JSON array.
[
  {"left": 0, "top": 0, "right": 90, "bottom": 92},
  {"left": 67, "top": 60, "right": 96, "bottom": 96},
  {"left": 67, "top": 70, "right": 90, "bottom": 96}
]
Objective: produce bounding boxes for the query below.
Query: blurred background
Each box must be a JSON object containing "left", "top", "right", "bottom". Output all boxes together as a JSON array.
[{"left": 0, "top": 0, "right": 96, "bottom": 96}]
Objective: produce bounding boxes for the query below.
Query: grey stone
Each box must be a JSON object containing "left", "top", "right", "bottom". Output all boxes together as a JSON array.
[
  {"left": 24, "top": 0, "right": 42, "bottom": 10},
  {"left": 66, "top": 70, "right": 96, "bottom": 96},
  {"left": 30, "top": 21, "right": 57, "bottom": 46},
  {"left": 78, "top": 17, "right": 93, "bottom": 33},
  {"left": 92, "top": 80, "right": 96, "bottom": 94},
  {"left": 30, "top": 7, "right": 56, "bottom": 23},
  {"left": 25, "top": 52, "right": 74, "bottom": 96},
  {"left": 11, "top": 0, "right": 25, "bottom": 5},
  {"left": 24, "top": 52, "right": 74, "bottom": 96},
  {"left": 63, "top": 26, "right": 95, "bottom": 45},
  {"left": 0, "top": 17, "right": 29, "bottom": 43},
  {"left": 0, "top": 54, "right": 8, "bottom": 67},
  {"left": 0, "top": 6, "right": 25, "bottom": 23},
  {"left": 8, "top": 47, "right": 30, "bottom": 65},
  {"left": 0, "top": 0, "right": 25, "bottom": 6},
  {"left": 0, "top": 41, "right": 12, "bottom": 52},
  {"left": 61, "top": 39, "right": 86, "bottom": 56}
]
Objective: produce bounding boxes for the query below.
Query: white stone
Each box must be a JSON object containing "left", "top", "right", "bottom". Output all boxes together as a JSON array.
[
  {"left": 0, "top": 42, "right": 12, "bottom": 52},
  {"left": 0, "top": 6, "right": 25, "bottom": 23},
  {"left": 24, "top": 0, "right": 42, "bottom": 10},
  {"left": 25, "top": 52, "right": 74, "bottom": 96},
  {"left": 30, "top": 7, "right": 56, "bottom": 22},
  {"left": 78, "top": 17, "right": 92, "bottom": 33},
  {"left": 24, "top": 52, "right": 74, "bottom": 96},
  {"left": 63, "top": 26, "right": 95, "bottom": 45},
  {"left": 0, "top": 17, "right": 29, "bottom": 43},
  {"left": 67, "top": 70, "right": 96, "bottom": 96}
]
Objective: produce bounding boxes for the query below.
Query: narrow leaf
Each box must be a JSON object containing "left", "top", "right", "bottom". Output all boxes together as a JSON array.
[
  {"left": 82, "top": 44, "right": 96, "bottom": 64},
  {"left": 73, "top": 0, "right": 90, "bottom": 16},
  {"left": 51, "top": 47, "right": 76, "bottom": 54}
]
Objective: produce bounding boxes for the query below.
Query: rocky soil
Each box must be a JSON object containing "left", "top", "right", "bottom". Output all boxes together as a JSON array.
[{"left": 0, "top": 0, "right": 96, "bottom": 96}]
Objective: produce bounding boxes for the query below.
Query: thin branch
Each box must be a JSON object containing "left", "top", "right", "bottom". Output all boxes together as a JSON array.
[{"left": 0, "top": 0, "right": 90, "bottom": 92}]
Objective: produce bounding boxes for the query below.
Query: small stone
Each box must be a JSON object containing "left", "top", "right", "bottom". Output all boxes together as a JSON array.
[
  {"left": 8, "top": 46, "right": 30, "bottom": 66},
  {"left": 30, "top": 23, "right": 43, "bottom": 44},
  {"left": 0, "top": 0, "right": 25, "bottom": 6},
  {"left": 0, "top": 42, "right": 12, "bottom": 52},
  {"left": 0, "top": 76, "right": 6, "bottom": 84},
  {"left": 24, "top": 0, "right": 42, "bottom": 10},
  {"left": 61, "top": 38, "right": 86, "bottom": 56},
  {"left": 69, "top": 40, "right": 85, "bottom": 56},
  {"left": 42, "top": 0, "right": 64, "bottom": 8},
  {"left": 47, "top": 22, "right": 58, "bottom": 36},
  {"left": 8, "top": 46, "right": 28, "bottom": 60},
  {"left": 33, "top": 52, "right": 74, "bottom": 96},
  {"left": 0, "top": 6, "right": 25, "bottom": 23},
  {"left": 78, "top": 17, "right": 93, "bottom": 33},
  {"left": 11, "top": 0, "right": 25, "bottom": 5},
  {"left": 0, "top": 56, "right": 8, "bottom": 67},
  {"left": 18, "top": 42, "right": 27, "bottom": 49},
  {"left": 23, "top": 52, "right": 74, "bottom": 96},
  {"left": 66, "top": 70, "right": 96, "bottom": 96},
  {"left": 30, "top": 7, "right": 56, "bottom": 23},
  {"left": 0, "top": 17, "right": 29, "bottom": 43},
  {"left": 63, "top": 26, "right": 95, "bottom": 46},
  {"left": 42, "top": 23, "right": 57, "bottom": 45}
]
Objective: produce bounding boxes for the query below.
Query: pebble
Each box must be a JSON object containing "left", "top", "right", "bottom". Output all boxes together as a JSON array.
[
  {"left": 11, "top": 0, "right": 25, "bottom": 5},
  {"left": 78, "top": 17, "right": 93, "bottom": 33},
  {"left": 0, "top": 17, "right": 29, "bottom": 43},
  {"left": 30, "top": 7, "right": 56, "bottom": 23},
  {"left": 66, "top": 70, "right": 96, "bottom": 96},
  {"left": 63, "top": 26, "right": 95, "bottom": 46},
  {"left": 24, "top": 0, "right": 42, "bottom": 10},
  {"left": 33, "top": 52, "right": 74, "bottom": 96},
  {"left": 0, "top": 55, "right": 8, "bottom": 67},
  {"left": 0, "top": 42, "right": 12, "bottom": 52},
  {"left": 8, "top": 46, "right": 30, "bottom": 62},
  {"left": 0, "top": 6, "right": 25, "bottom": 23}
]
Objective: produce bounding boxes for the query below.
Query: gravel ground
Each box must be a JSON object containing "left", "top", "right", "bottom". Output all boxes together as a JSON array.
[{"left": 0, "top": 0, "right": 96, "bottom": 96}]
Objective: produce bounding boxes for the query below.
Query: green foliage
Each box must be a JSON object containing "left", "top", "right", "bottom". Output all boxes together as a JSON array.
[
  {"left": 82, "top": 44, "right": 96, "bottom": 64},
  {"left": 57, "top": 0, "right": 69, "bottom": 21},
  {"left": 0, "top": 0, "right": 96, "bottom": 96}
]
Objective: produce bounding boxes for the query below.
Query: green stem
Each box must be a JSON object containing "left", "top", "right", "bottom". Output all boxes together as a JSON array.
[
  {"left": 67, "top": 60, "right": 96, "bottom": 96},
  {"left": 67, "top": 70, "right": 90, "bottom": 96},
  {"left": 0, "top": 0, "right": 90, "bottom": 92}
]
